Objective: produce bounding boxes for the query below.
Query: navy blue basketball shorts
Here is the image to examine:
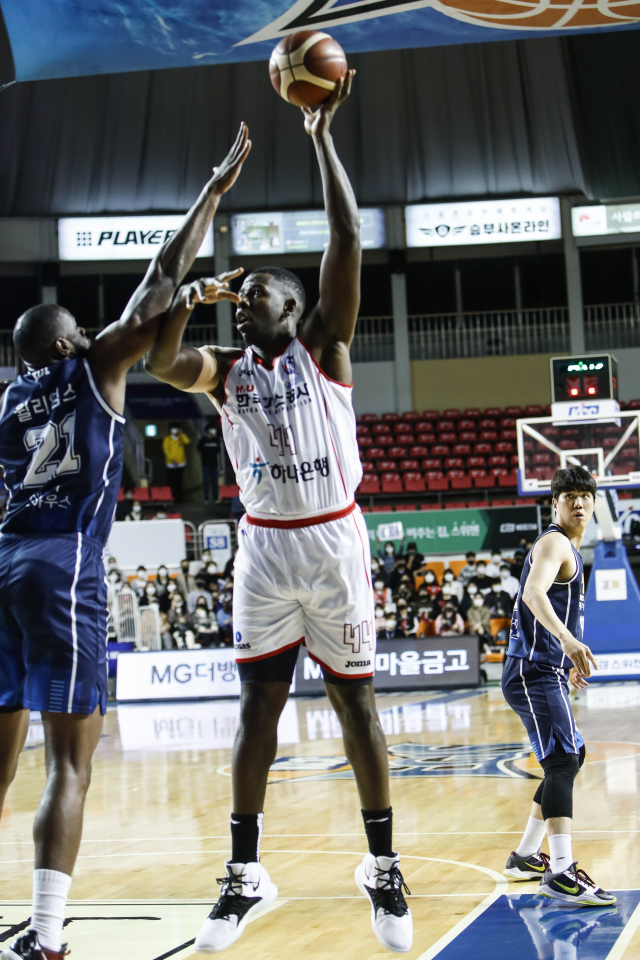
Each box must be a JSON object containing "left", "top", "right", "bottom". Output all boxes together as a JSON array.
[
  {"left": 0, "top": 532, "right": 108, "bottom": 715},
  {"left": 502, "top": 655, "right": 584, "bottom": 763}
]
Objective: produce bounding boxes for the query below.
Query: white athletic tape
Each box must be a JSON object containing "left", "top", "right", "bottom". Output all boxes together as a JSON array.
[{"left": 271, "top": 32, "right": 338, "bottom": 103}]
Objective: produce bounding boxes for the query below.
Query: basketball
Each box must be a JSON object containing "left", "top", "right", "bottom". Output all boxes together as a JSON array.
[{"left": 269, "top": 31, "right": 348, "bottom": 108}]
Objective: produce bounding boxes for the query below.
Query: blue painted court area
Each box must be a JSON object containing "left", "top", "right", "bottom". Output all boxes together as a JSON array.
[{"left": 438, "top": 890, "right": 640, "bottom": 959}]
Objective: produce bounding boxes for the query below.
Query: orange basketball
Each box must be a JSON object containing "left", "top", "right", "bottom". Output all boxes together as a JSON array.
[{"left": 269, "top": 31, "right": 348, "bottom": 108}]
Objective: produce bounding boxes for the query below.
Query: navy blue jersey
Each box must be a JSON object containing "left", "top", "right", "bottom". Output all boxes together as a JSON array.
[
  {"left": 0, "top": 358, "right": 125, "bottom": 546},
  {"left": 507, "top": 523, "right": 584, "bottom": 668}
]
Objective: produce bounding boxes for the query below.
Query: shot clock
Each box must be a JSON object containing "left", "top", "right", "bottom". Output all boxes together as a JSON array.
[{"left": 550, "top": 354, "right": 618, "bottom": 404}]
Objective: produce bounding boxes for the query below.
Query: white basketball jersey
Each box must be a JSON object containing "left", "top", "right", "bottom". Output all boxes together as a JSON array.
[{"left": 219, "top": 337, "right": 361, "bottom": 522}]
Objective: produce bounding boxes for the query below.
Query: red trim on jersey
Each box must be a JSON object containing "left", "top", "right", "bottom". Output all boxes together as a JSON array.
[
  {"left": 307, "top": 649, "right": 374, "bottom": 680},
  {"left": 235, "top": 637, "right": 304, "bottom": 664},
  {"left": 246, "top": 500, "right": 356, "bottom": 529},
  {"left": 221, "top": 351, "right": 244, "bottom": 389},
  {"left": 252, "top": 339, "right": 292, "bottom": 371},
  {"left": 296, "top": 334, "right": 354, "bottom": 387},
  {"left": 352, "top": 510, "right": 372, "bottom": 591}
]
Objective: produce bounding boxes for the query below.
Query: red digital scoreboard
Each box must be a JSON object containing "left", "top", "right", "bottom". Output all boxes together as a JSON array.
[{"left": 550, "top": 354, "right": 618, "bottom": 403}]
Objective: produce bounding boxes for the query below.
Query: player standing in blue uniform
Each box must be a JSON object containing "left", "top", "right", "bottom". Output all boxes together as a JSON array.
[
  {"left": 501, "top": 466, "right": 615, "bottom": 906},
  {"left": 0, "top": 125, "right": 251, "bottom": 960}
]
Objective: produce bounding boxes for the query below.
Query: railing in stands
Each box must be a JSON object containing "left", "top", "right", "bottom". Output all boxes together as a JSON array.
[
  {"left": 584, "top": 302, "right": 640, "bottom": 351},
  {"left": 350, "top": 316, "right": 396, "bottom": 362}
]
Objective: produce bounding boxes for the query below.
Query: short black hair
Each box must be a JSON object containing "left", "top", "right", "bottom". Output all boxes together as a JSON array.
[
  {"left": 13, "top": 304, "right": 70, "bottom": 366},
  {"left": 248, "top": 266, "right": 306, "bottom": 314},
  {"left": 169, "top": 421, "right": 180, "bottom": 430},
  {"left": 551, "top": 466, "right": 597, "bottom": 500},
  {"left": 466, "top": 551, "right": 476, "bottom": 559}
]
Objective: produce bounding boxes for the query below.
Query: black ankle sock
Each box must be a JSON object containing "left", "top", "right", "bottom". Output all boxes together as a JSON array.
[
  {"left": 230, "top": 812, "right": 263, "bottom": 863},
  {"left": 362, "top": 807, "right": 393, "bottom": 858}
]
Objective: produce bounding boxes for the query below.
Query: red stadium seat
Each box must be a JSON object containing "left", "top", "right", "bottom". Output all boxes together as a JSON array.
[
  {"left": 468, "top": 500, "right": 490, "bottom": 508},
  {"left": 453, "top": 444, "right": 472, "bottom": 456},
  {"left": 378, "top": 435, "right": 394, "bottom": 447},
  {"left": 467, "top": 456, "right": 486, "bottom": 468},
  {"left": 459, "top": 431, "right": 478, "bottom": 442},
  {"left": 381, "top": 472, "right": 403, "bottom": 493},
  {"left": 500, "top": 418, "right": 516, "bottom": 429},
  {"left": 360, "top": 413, "right": 378, "bottom": 423},
  {"left": 401, "top": 411, "right": 420, "bottom": 421},
  {"left": 388, "top": 446, "right": 408, "bottom": 459},
  {"left": 488, "top": 455, "right": 508, "bottom": 467},
  {"left": 560, "top": 440, "right": 578, "bottom": 450},
  {"left": 480, "top": 431, "right": 498, "bottom": 441},
  {"left": 479, "top": 419, "right": 498, "bottom": 430},
  {"left": 422, "top": 410, "right": 439, "bottom": 420},
  {"left": 629, "top": 399, "right": 640, "bottom": 409},
  {"left": 372, "top": 505, "right": 389, "bottom": 512},
  {"left": 220, "top": 484, "right": 240, "bottom": 499},
  {"left": 504, "top": 406, "right": 523, "bottom": 417},
  {"left": 464, "top": 408, "right": 481, "bottom": 418},
  {"left": 474, "top": 443, "right": 492, "bottom": 455},
  {"left": 377, "top": 460, "right": 397, "bottom": 472},
  {"left": 443, "top": 409, "right": 462, "bottom": 419},
  {"left": 437, "top": 420, "right": 456, "bottom": 432},
  {"left": 438, "top": 432, "right": 457, "bottom": 443},
  {"left": 416, "top": 433, "right": 436, "bottom": 444},
  {"left": 356, "top": 424, "right": 371, "bottom": 436},
  {"left": 117, "top": 487, "right": 125, "bottom": 502},
  {"left": 399, "top": 459, "right": 420, "bottom": 472},
  {"left": 451, "top": 476, "right": 473, "bottom": 490},
  {"left": 445, "top": 502, "right": 464, "bottom": 509},
  {"left": 358, "top": 435, "right": 374, "bottom": 448},
  {"left": 484, "top": 407, "right": 502, "bottom": 417},
  {"left": 533, "top": 466, "right": 554, "bottom": 481},
  {"left": 372, "top": 423, "right": 392, "bottom": 435},
  {"left": 500, "top": 430, "right": 516, "bottom": 441},
  {"left": 525, "top": 405, "right": 544, "bottom": 416},
  {"left": 409, "top": 445, "right": 429, "bottom": 458},
  {"left": 474, "top": 473, "right": 496, "bottom": 487},
  {"left": 458, "top": 420, "right": 476, "bottom": 431},
  {"left": 424, "top": 469, "right": 444, "bottom": 480},
  {"left": 491, "top": 467, "right": 508, "bottom": 477},
  {"left": 428, "top": 477, "right": 450, "bottom": 491},
  {"left": 133, "top": 487, "right": 149, "bottom": 502},
  {"left": 533, "top": 452, "right": 551, "bottom": 464},
  {"left": 365, "top": 447, "right": 386, "bottom": 460},
  {"left": 444, "top": 457, "right": 464, "bottom": 469},
  {"left": 495, "top": 442, "right": 514, "bottom": 454},
  {"left": 422, "top": 458, "right": 442, "bottom": 469},
  {"left": 523, "top": 441, "right": 534, "bottom": 452},
  {"left": 395, "top": 504, "right": 417, "bottom": 511},
  {"left": 498, "top": 472, "right": 518, "bottom": 487},
  {"left": 151, "top": 486, "right": 173, "bottom": 501},
  {"left": 510, "top": 455, "right": 519, "bottom": 466},
  {"left": 432, "top": 444, "right": 450, "bottom": 456},
  {"left": 358, "top": 475, "right": 381, "bottom": 494},
  {"left": 396, "top": 422, "right": 414, "bottom": 434},
  {"left": 381, "top": 413, "right": 399, "bottom": 422},
  {"left": 403, "top": 472, "right": 426, "bottom": 492},
  {"left": 446, "top": 469, "right": 465, "bottom": 479},
  {"left": 493, "top": 498, "right": 514, "bottom": 506}
]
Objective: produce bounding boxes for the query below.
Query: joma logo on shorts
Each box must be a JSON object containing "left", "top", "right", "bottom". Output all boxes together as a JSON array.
[
  {"left": 345, "top": 660, "right": 371, "bottom": 668},
  {"left": 235, "top": 643, "right": 251, "bottom": 650}
]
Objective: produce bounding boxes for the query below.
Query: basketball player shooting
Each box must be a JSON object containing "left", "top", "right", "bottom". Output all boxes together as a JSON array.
[
  {"left": 146, "top": 74, "right": 413, "bottom": 954},
  {"left": 501, "top": 466, "right": 616, "bottom": 907},
  {"left": 0, "top": 125, "right": 251, "bottom": 960}
]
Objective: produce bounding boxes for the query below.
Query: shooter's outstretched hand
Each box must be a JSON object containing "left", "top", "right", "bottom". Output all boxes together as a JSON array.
[{"left": 302, "top": 69, "right": 355, "bottom": 139}]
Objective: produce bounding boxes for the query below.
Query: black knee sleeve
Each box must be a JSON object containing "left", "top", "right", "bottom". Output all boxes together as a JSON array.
[{"left": 539, "top": 745, "right": 580, "bottom": 820}]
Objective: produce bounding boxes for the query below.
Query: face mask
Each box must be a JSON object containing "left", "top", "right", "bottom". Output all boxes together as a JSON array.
[
  {"left": 500, "top": 570, "right": 509, "bottom": 579},
  {"left": 146, "top": 586, "right": 156, "bottom": 597},
  {"left": 374, "top": 581, "right": 384, "bottom": 591},
  {"left": 442, "top": 587, "right": 452, "bottom": 596},
  {"left": 468, "top": 586, "right": 478, "bottom": 596},
  {"left": 202, "top": 553, "right": 211, "bottom": 562},
  {"left": 137, "top": 571, "right": 147, "bottom": 581},
  {"left": 386, "top": 619, "right": 397, "bottom": 631},
  {"left": 476, "top": 567, "right": 486, "bottom": 575},
  {"left": 375, "top": 608, "right": 384, "bottom": 618},
  {"left": 171, "top": 429, "right": 179, "bottom": 437},
  {"left": 158, "top": 568, "right": 167, "bottom": 577},
  {"left": 108, "top": 572, "right": 119, "bottom": 583},
  {"left": 385, "top": 546, "right": 394, "bottom": 555},
  {"left": 167, "top": 583, "right": 177, "bottom": 594},
  {"left": 133, "top": 504, "right": 141, "bottom": 513},
  {"left": 444, "top": 573, "right": 453, "bottom": 581},
  {"left": 473, "top": 597, "right": 484, "bottom": 607},
  {"left": 425, "top": 574, "right": 435, "bottom": 583},
  {"left": 207, "top": 565, "right": 217, "bottom": 574},
  {"left": 492, "top": 556, "right": 501, "bottom": 564}
]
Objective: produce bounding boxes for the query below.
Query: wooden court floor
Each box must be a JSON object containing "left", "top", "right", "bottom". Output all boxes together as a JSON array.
[{"left": 2, "top": 683, "right": 640, "bottom": 960}]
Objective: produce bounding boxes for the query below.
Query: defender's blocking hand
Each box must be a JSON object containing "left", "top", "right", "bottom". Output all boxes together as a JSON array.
[
  {"left": 302, "top": 69, "right": 355, "bottom": 138},
  {"left": 183, "top": 269, "right": 244, "bottom": 309},
  {"left": 211, "top": 123, "right": 252, "bottom": 195}
]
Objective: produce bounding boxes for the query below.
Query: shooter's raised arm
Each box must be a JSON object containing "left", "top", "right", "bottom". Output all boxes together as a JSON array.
[
  {"left": 299, "top": 71, "right": 361, "bottom": 385},
  {"left": 88, "top": 123, "right": 251, "bottom": 412}
]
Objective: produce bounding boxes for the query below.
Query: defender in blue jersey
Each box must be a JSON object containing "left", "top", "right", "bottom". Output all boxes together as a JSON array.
[
  {"left": 0, "top": 125, "right": 251, "bottom": 960},
  {"left": 501, "top": 466, "right": 615, "bottom": 909}
]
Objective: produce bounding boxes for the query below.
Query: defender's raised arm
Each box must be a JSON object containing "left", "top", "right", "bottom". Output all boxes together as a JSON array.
[{"left": 299, "top": 71, "right": 361, "bottom": 385}]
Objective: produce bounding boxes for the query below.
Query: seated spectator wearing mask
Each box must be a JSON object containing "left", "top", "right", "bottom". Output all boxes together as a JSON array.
[
  {"left": 176, "top": 558, "right": 197, "bottom": 600},
  {"left": 439, "top": 583, "right": 459, "bottom": 613},
  {"left": 370, "top": 556, "right": 382, "bottom": 580},
  {"left": 396, "top": 574, "right": 417, "bottom": 604},
  {"left": 457, "top": 551, "right": 477, "bottom": 586},
  {"left": 373, "top": 576, "right": 389, "bottom": 606},
  {"left": 155, "top": 565, "right": 170, "bottom": 597},
  {"left": 422, "top": 570, "right": 441, "bottom": 601},
  {"left": 404, "top": 542, "right": 424, "bottom": 574},
  {"left": 499, "top": 562, "right": 520, "bottom": 599},
  {"left": 380, "top": 614, "right": 404, "bottom": 639},
  {"left": 396, "top": 599, "right": 417, "bottom": 637},
  {"left": 487, "top": 581, "right": 513, "bottom": 617},
  {"left": 470, "top": 560, "right": 493, "bottom": 596},
  {"left": 167, "top": 593, "right": 195, "bottom": 649},
  {"left": 116, "top": 489, "right": 135, "bottom": 521},
  {"left": 388, "top": 554, "right": 410, "bottom": 593},
  {"left": 510, "top": 548, "right": 526, "bottom": 581},
  {"left": 442, "top": 568, "right": 463, "bottom": 603},
  {"left": 140, "top": 582, "right": 159, "bottom": 608},
  {"left": 460, "top": 582, "right": 479, "bottom": 620},
  {"left": 193, "top": 597, "right": 220, "bottom": 648},
  {"left": 467, "top": 593, "right": 492, "bottom": 638},
  {"left": 132, "top": 566, "right": 148, "bottom": 601},
  {"left": 435, "top": 604, "right": 465, "bottom": 637},
  {"left": 217, "top": 593, "right": 233, "bottom": 644},
  {"left": 106, "top": 568, "right": 122, "bottom": 601},
  {"left": 203, "top": 561, "right": 219, "bottom": 592},
  {"left": 163, "top": 421, "right": 190, "bottom": 503},
  {"left": 105, "top": 556, "right": 123, "bottom": 579},
  {"left": 485, "top": 551, "right": 503, "bottom": 579},
  {"left": 159, "top": 578, "right": 179, "bottom": 614},
  {"left": 375, "top": 604, "right": 386, "bottom": 637},
  {"left": 377, "top": 535, "right": 404, "bottom": 575},
  {"left": 194, "top": 549, "right": 213, "bottom": 575},
  {"left": 124, "top": 499, "right": 144, "bottom": 522},
  {"left": 187, "top": 578, "right": 214, "bottom": 613}
]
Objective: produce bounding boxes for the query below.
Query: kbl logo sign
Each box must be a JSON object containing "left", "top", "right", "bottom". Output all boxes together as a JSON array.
[{"left": 207, "top": 535, "right": 228, "bottom": 550}]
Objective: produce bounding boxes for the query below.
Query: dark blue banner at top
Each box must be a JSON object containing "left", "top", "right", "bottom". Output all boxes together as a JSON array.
[{"left": 1, "top": 0, "right": 640, "bottom": 83}]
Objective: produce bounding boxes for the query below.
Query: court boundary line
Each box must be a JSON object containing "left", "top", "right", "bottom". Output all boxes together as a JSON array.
[{"left": 605, "top": 898, "right": 640, "bottom": 960}]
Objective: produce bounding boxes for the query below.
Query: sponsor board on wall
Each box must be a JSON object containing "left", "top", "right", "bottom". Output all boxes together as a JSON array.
[
  {"left": 58, "top": 216, "right": 214, "bottom": 261},
  {"left": 405, "top": 198, "right": 561, "bottom": 248}
]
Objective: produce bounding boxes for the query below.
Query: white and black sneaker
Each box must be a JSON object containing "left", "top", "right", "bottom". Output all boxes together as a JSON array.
[
  {"left": 503, "top": 850, "right": 550, "bottom": 881},
  {"left": 194, "top": 861, "right": 278, "bottom": 953},
  {"left": 539, "top": 862, "right": 617, "bottom": 907},
  {"left": 1, "top": 929, "right": 69, "bottom": 959},
  {"left": 355, "top": 853, "right": 413, "bottom": 953}
]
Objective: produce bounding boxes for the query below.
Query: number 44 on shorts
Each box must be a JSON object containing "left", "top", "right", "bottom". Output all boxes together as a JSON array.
[{"left": 343, "top": 621, "right": 374, "bottom": 654}]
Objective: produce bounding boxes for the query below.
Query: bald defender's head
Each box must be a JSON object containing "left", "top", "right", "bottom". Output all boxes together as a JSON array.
[{"left": 13, "top": 305, "right": 91, "bottom": 370}]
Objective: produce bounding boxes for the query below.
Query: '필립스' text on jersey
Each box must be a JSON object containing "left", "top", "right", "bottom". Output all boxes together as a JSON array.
[
  {"left": 210, "top": 336, "right": 362, "bottom": 522},
  {"left": 507, "top": 523, "right": 585, "bottom": 668},
  {"left": 0, "top": 358, "right": 125, "bottom": 546}
]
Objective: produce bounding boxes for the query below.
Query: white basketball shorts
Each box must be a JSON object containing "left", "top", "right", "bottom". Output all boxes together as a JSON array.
[{"left": 232, "top": 505, "right": 376, "bottom": 681}]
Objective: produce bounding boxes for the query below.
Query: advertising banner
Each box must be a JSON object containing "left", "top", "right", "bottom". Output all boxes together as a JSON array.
[
  {"left": 116, "top": 649, "right": 241, "bottom": 701},
  {"left": 231, "top": 208, "right": 385, "bottom": 254},
  {"left": 294, "top": 637, "right": 480, "bottom": 695},
  {"left": 58, "top": 216, "right": 213, "bottom": 261},
  {"left": 363, "top": 506, "right": 540, "bottom": 555},
  {"left": 405, "top": 198, "right": 561, "bottom": 248}
]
